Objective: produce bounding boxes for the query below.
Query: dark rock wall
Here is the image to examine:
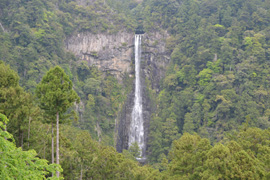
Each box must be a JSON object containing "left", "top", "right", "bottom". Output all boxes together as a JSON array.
[{"left": 116, "top": 88, "right": 134, "bottom": 152}]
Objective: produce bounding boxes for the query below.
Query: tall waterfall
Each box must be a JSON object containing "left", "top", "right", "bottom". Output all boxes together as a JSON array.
[{"left": 129, "top": 34, "right": 145, "bottom": 157}]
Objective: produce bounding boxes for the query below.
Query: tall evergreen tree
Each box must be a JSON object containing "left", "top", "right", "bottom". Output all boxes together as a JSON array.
[
  {"left": 0, "top": 61, "right": 32, "bottom": 148},
  {"left": 36, "top": 66, "right": 79, "bottom": 178}
]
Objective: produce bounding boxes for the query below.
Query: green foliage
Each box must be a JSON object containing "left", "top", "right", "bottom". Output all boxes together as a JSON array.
[
  {"left": 36, "top": 66, "right": 79, "bottom": 118},
  {"left": 0, "top": 61, "right": 19, "bottom": 88},
  {"left": 76, "top": 68, "right": 126, "bottom": 145},
  {"left": 201, "top": 142, "right": 264, "bottom": 180},
  {"left": 183, "top": 113, "right": 195, "bottom": 134},
  {"left": 84, "top": 78, "right": 101, "bottom": 95},
  {"left": 197, "top": 69, "right": 213, "bottom": 86},
  {"left": 0, "top": 113, "right": 62, "bottom": 180},
  {"left": 165, "top": 129, "right": 270, "bottom": 179},
  {"left": 59, "top": 125, "right": 160, "bottom": 179},
  {"left": 146, "top": 0, "right": 270, "bottom": 163},
  {"left": 0, "top": 61, "right": 33, "bottom": 147},
  {"left": 129, "top": 142, "right": 141, "bottom": 158},
  {"left": 168, "top": 133, "right": 212, "bottom": 179},
  {"left": 77, "top": 61, "right": 91, "bottom": 81}
]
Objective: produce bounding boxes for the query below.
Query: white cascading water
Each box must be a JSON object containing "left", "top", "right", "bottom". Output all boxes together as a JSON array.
[{"left": 129, "top": 34, "right": 144, "bottom": 157}]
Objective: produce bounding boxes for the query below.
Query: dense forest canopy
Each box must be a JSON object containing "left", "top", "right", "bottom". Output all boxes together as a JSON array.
[{"left": 1, "top": 0, "right": 270, "bottom": 179}]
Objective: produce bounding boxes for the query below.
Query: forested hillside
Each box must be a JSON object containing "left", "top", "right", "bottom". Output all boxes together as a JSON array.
[
  {"left": 1, "top": 0, "right": 270, "bottom": 179},
  {"left": 142, "top": 0, "right": 270, "bottom": 163}
]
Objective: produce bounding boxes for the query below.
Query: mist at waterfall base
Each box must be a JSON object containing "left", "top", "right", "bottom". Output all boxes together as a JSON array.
[{"left": 128, "top": 34, "right": 146, "bottom": 160}]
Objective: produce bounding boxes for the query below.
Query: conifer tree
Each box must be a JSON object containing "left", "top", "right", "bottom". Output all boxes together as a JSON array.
[
  {"left": 36, "top": 66, "right": 79, "bottom": 178},
  {"left": 0, "top": 61, "right": 32, "bottom": 148}
]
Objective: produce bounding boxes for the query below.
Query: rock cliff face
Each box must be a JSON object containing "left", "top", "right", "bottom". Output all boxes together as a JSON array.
[
  {"left": 74, "top": 0, "right": 95, "bottom": 6},
  {"left": 66, "top": 31, "right": 134, "bottom": 80},
  {"left": 142, "top": 31, "right": 170, "bottom": 92},
  {"left": 65, "top": 30, "right": 170, "bottom": 154}
]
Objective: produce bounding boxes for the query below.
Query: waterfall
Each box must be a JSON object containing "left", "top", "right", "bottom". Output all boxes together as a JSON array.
[{"left": 129, "top": 34, "right": 145, "bottom": 157}]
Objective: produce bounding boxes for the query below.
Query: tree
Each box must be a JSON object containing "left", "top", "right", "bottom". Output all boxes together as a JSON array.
[
  {"left": 168, "top": 133, "right": 212, "bottom": 179},
  {"left": 0, "top": 61, "right": 32, "bottom": 148},
  {"left": 36, "top": 66, "right": 79, "bottom": 178},
  {"left": 162, "top": 114, "right": 179, "bottom": 154},
  {"left": 59, "top": 125, "right": 97, "bottom": 179},
  {"left": 201, "top": 141, "right": 265, "bottom": 179},
  {"left": 0, "top": 113, "right": 62, "bottom": 180},
  {"left": 129, "top": 142, "right": 141, "bottom": 158},
  {"left": 183, "top": 113, "right": 195, "bottom": 133},
  {"left": 231, "top": 127, "right": 270, "bottom": 176},
  {"left": 147, "top": 116, "right": 164, "bottom": 163}
]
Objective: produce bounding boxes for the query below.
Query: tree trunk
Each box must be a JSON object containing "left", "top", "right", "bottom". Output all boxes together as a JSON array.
[
  {"left": 19, "top": 126, "right": 23, "bottom": 150},
  {"left": 4, "top": 122, "right": 7, "bottom": 140},
  {"left": 52, "top": 121, "right": 54, "bottom": 177},
  {"left": 52, "top": 122, "right": 54, "bottom": 163},
  {"left": 21, "top": 131, "right": 24, "bottom": 150},
  {"left": 56, "top": 112, "right": 60, "bottom": 178},
  {"left": 0, "top": 22, "right": 5, "bottom": 32},
  {"left": 28, "top": 117, "right": 31, "bottom": 149},
  {"left": 44, "top": 140, "right": 46, "bottom": 159},
  {"left": 80, "top": 164, "right": 83, "bottom": 180}
]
